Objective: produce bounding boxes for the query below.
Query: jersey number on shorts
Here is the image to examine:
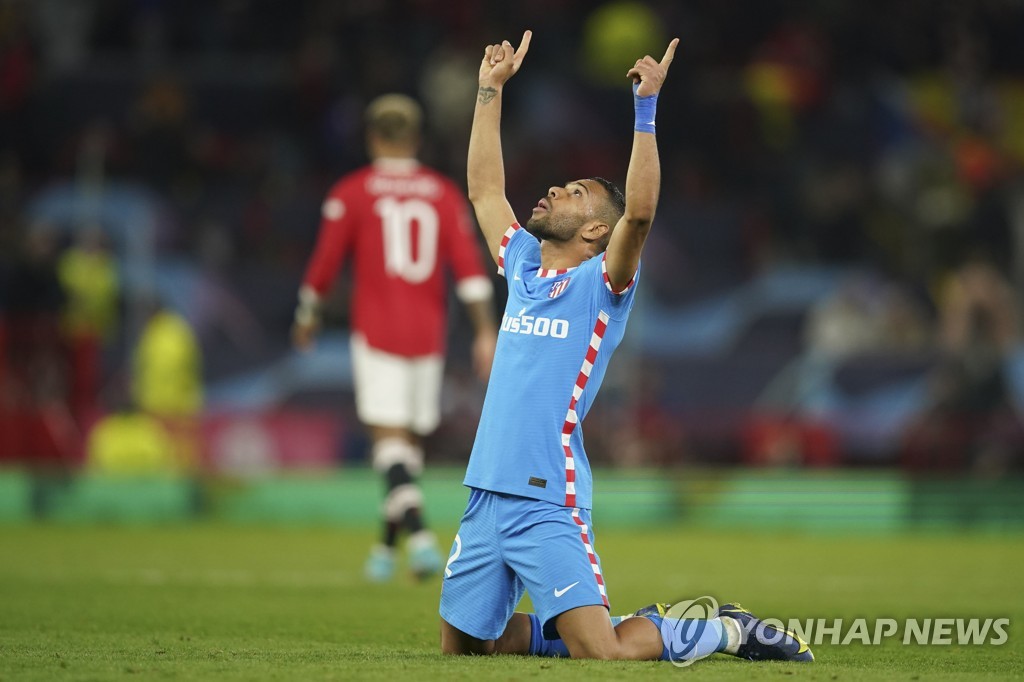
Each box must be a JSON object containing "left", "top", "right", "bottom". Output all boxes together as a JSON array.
[
  {"left": 444, "top": 534, "right": 462, "bottom": 577},
  {"left": 375, "top": 197, "right": 439, "bottom": 284}
]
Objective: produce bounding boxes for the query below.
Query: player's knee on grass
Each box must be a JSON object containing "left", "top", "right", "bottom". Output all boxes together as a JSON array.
[{"left": 555, "top": 606, "right": 620, "bottom": 660}]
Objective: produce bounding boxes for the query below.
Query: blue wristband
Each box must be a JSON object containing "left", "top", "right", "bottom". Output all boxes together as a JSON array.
[{"left": 633, "top": 82, "right": 658, "bottom": 134}]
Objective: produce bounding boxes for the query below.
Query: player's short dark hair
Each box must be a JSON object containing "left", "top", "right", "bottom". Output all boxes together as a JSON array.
[
  {"left": 590, "top": 176, "right": 625, "bottom": 221},
  {"left": 587, "top": 177, "right": 625, "bottom": 253}
]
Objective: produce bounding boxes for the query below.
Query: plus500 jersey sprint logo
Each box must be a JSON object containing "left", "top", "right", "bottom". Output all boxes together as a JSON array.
[{"left": 501, "top": 308, "right": 570, "bottom": 338}]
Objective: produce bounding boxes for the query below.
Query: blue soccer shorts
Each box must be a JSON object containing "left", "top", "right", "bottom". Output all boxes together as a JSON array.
[{"left": 438, "top": 488, "right": 610, "bottom": 641}]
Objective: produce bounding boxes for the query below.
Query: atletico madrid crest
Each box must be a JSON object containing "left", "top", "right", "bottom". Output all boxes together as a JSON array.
[{"left": 549, "top": 277, "right": 571, "bottom": 299}]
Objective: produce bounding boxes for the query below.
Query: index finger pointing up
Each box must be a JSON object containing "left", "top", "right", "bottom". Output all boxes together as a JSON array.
[
  {"left": 516, "top": 30, "right": 533, "bottom": 58},
  {"left": 661, "top": 38, "right": 680, "bottom": 67}
]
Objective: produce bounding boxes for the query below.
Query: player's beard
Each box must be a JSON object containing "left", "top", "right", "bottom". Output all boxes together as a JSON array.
[{"left": 525, "top": 212, "right": 578, "bottom": 243}]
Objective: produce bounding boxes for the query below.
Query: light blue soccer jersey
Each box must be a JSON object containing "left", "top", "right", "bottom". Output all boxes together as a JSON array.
[{"left": 463, "top": 224, "right": 640, "bottom": 509}]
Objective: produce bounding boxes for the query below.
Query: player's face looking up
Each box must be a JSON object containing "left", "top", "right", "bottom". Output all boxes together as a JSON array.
[{"left": 526, "top": 179, "right": 611, "bottom": 244}]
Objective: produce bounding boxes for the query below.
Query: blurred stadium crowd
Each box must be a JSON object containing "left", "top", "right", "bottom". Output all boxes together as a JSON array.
[{"left": 2, "top": 0, "right": 1024, "bottom": 473}]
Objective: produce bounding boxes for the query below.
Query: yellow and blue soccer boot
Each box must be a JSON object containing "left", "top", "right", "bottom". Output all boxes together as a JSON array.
[{"left": 716, "top": 602, "right": 814, "bottom": 662}]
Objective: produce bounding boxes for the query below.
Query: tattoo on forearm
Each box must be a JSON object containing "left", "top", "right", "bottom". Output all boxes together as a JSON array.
[{"left": 478, "top": 87, "right": 498, "bottom": 104}]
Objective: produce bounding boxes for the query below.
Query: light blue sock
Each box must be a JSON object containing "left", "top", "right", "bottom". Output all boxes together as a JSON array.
[
  {"left": 527, "top": 614, "right": 571, "bottom": 657},
  {"left": 640, "top": 614, "right": 728, "bottom": 663}
]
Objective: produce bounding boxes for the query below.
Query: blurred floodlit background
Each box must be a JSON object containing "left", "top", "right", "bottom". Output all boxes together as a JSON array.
[{"left": 1, "top": 0, "right": 1023, "bottom": 528}]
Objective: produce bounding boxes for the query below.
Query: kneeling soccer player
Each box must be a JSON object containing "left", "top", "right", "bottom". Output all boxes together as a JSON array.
[{"left": 438, "top": 30, "right": 814, "bottom": 664}]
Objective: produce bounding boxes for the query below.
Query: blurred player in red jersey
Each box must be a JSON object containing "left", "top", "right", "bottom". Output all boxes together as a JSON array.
[{"left": 292, "top": 94, "right": 498, "bottom": 582}]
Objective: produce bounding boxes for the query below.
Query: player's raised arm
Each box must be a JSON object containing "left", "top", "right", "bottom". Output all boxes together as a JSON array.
[
  {"left": 603, "top": 38, "right": 679, "bottom": 292},
  {"left": 467, "top": 30, "right": 532, "bottom": 264}
]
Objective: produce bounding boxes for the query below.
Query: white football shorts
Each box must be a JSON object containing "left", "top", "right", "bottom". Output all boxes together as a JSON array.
[{"left": 350, "top": 333, "right": 444, "bottom": 435}]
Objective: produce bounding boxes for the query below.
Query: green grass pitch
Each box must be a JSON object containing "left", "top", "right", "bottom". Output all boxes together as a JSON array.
[{"left": 0, "top": 523, "right": 1020, "bottom": 680}]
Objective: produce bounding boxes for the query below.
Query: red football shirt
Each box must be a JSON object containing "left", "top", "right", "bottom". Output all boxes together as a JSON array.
[{"left": 301, "top": 158, "right": 491, "bottom": 357}]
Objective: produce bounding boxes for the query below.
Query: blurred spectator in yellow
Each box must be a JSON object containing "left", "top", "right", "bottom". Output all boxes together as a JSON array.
[
  {"left": 581, "top": 1, "right": 663, "bottom": 87},
  {"left": 133, "top": 300, "right": 203, "bottom": 471},
  {"left": 86, "top": 406, "right": 177, "bottom": 476},
  {"left": 58, "top": 225, "right": 119, "bottom": 430},
  {"left": 134, "top": 302, "right": 202, "bottom": 416}
]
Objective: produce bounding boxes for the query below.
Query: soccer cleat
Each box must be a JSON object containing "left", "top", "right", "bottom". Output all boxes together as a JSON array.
[
  {"left": 716, "top": 603, "right": 814, "bottom": 662},
  {"left": 407, "top": 530, "right": 443, "bottom": 580},
  {"left": 364, "top": 545, "right": 396, "bottom": 582}
]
